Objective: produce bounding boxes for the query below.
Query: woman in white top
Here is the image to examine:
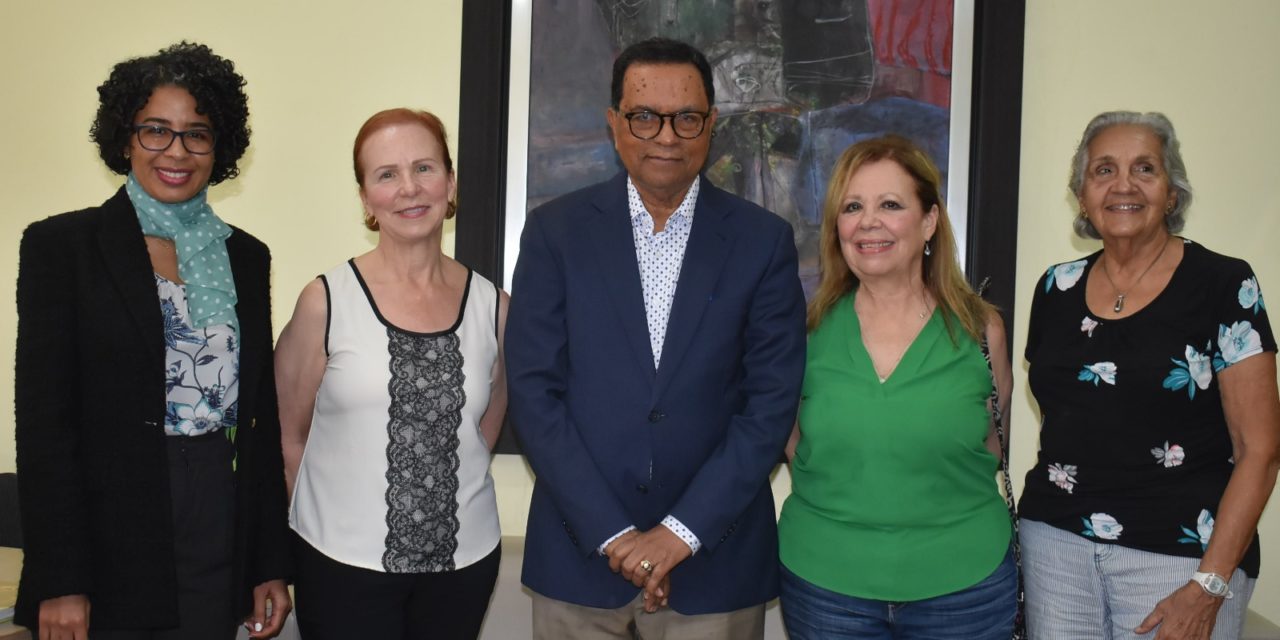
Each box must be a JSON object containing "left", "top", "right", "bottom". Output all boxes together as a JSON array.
[{"left": 276, "top": 108, "right": 509, "bottom": 639}]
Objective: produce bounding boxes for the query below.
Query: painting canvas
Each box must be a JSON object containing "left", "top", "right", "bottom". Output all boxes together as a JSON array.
[{"left": 518, "top": 0, "right": 960, "bottom": 297}]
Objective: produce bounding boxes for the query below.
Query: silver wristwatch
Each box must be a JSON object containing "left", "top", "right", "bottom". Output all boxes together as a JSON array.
[{"left": 1191, "top": 571, "right": 1233, "bottom": 599}]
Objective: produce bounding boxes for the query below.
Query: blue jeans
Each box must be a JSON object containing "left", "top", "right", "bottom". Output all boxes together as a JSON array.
[{"left": 779, "top": 546, "right": 1017, "bottom": 639}]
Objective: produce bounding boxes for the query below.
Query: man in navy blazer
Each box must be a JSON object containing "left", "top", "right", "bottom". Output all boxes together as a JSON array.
[{"left": 505, "top": 38, "right": 807, "bottom": 638}]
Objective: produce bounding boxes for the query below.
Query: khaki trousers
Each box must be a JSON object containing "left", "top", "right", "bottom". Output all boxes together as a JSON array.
[{"left": 531, "top": 591, "right": 765, "bottom": 640}]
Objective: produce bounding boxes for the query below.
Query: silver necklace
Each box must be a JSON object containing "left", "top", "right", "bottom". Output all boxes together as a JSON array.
[{"left": 1099, "top": 238, "right": 1169, "bottom": 313}]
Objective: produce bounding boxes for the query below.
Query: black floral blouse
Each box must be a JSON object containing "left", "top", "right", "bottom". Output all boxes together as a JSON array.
[{"left": 1019, "top": 240, "right": 1274, "bottom": 577}]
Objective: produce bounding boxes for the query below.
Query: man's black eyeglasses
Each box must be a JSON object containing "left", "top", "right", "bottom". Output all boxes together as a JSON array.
[{"left": 619, "top": 110, "right": 711, "bottom": 140}]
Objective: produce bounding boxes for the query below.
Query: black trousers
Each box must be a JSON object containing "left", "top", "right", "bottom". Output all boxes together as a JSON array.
[
  {"left": 293, "top": 534, "right": 500, "bottom": 640},
  {"left": 93, "top": 431, "right": 238, "bottom": 640}
]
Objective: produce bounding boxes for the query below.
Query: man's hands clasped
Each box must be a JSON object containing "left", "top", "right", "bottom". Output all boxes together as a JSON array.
[{"left": 603, "top": 525, "right": 693, "bottom": 613}]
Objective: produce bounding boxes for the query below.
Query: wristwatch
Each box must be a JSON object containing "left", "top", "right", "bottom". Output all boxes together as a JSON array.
[{"left": 1191, "top": 571, "right": 1233, "bottom": 599}]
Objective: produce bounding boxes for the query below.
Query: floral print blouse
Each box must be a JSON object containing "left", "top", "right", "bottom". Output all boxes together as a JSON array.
[
  {"left": 156, "top": 274, "right": 239, "bottom": 437},
  {"left": 1018, "top": 240, "right": 1273, "bottom": 577}
]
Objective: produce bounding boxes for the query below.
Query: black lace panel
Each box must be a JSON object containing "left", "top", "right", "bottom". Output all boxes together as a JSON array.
[{"left": 382, "top": 329, "right": 466, "bottom": 573}]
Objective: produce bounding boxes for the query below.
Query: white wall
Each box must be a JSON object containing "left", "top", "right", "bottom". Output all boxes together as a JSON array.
[{"left": 1013, "top": 0, "right": 1280, "bottom": 622}]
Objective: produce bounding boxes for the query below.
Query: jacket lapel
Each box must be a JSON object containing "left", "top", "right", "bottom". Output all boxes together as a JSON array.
[
  {"left": 96, "top": 188, "right": 165, "bottom": 363},
  {"left": 653, "top": 177, "right": 731, "bottom": 399},
  {"left": 226, "top": 231, "right": 260, "bottom": 415},
  {"left": 587, "top": 173, "right": 658, "bottom": 381}
]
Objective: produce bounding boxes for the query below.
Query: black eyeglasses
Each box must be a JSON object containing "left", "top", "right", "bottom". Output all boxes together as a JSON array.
[
  {"left": 619, "top": 110, "right": 711, "bottom": 140},
  {"left": 131, "top": 124, "right": 216, "bottom": 155}
]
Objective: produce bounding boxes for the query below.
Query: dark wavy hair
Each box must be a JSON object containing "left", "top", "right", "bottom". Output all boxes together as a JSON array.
[{"left": 91, "top": 42, "right": 250, "bottom": 185}]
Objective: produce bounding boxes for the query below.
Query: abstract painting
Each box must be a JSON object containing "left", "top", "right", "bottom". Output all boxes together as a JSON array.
[{"left": 522, "top": 0, "right": 959, "bottom": 296}]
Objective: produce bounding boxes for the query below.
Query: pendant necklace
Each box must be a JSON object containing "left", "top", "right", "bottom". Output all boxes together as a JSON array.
[{"left": 1099, "top": 237, "right": 1170, "bottom": 313}]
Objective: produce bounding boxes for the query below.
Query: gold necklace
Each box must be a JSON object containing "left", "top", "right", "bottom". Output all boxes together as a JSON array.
[
  {"left": 1099, "top": 237, "right": 1170, "bottom": 313},
  {"left": 871, "top": 295, "right": 932, "bottom": 383}
]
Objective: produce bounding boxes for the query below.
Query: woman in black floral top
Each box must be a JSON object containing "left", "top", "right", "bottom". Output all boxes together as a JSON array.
[{"left": 1019, "top": 111, "right": 1280, "bottom": 639}]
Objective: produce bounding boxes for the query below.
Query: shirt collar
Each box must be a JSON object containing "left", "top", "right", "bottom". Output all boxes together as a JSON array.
[{"left": 626, "top": 176, "right": 700, "bottom": 223}]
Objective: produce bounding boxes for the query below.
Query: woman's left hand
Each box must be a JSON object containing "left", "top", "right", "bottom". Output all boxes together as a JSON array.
[
  {"left": 243, "top": 578, "right": 292, "bottom": 638},
  {"left": 1134, "top": 581, "right": 1224, "bottom": 639}
]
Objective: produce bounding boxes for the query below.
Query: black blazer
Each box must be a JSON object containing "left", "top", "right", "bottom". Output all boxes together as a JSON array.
[{"left": 13, "top": 188, "right": 291, "bottom": 629}]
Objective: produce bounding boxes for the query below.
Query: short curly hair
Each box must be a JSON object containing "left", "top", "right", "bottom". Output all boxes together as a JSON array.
[{"left": 91, "top": 41, "right": 250, "bottom": 185}]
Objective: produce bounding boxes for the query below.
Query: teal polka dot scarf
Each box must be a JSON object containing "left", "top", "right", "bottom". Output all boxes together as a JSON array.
[{"left": 126, "top": 172, "right": 239, "bottom": 337}]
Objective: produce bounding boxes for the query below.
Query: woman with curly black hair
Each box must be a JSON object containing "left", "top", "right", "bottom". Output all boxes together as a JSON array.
[{"left": 14, "top": 42, "right": 292, "bottom": 639}]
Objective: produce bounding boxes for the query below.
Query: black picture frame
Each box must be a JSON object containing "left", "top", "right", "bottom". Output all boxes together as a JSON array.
[{"left": 456, "top": 0, "right": 1025, "bottom": 453}]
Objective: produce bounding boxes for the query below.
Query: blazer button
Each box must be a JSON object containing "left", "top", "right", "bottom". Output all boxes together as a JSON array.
[
  {"left": 647, "top": 410, "right": 665, "bottom": 423},
  {"left": 635, "top": 484, "right": 648, "bottom": 494}
]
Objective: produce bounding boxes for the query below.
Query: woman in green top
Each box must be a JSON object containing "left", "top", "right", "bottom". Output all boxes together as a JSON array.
[{"left": 778, "top": 135, "right": 1017, "bottom": 639}]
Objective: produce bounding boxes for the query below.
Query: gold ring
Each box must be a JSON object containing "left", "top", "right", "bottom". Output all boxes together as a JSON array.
[{"left": 640, "top": 559, "right": 654, "bottom": 573}]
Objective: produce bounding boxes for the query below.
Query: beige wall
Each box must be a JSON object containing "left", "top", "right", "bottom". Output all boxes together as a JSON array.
[
  {"left": 1013, "top": 0, "right": 1280, "bottom": 622},
  {"left": 2, "top": 0, "right": 1276, "bottom": 624}
]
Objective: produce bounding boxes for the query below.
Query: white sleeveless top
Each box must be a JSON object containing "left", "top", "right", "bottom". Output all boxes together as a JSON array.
[{"left": 290, "top": 260, "right": 501, "bottom": 573}]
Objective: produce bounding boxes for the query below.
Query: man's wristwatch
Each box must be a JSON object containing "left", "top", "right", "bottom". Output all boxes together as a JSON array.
[{"left": 1191, "top": 571, "right": 1233, "bottom": 599}]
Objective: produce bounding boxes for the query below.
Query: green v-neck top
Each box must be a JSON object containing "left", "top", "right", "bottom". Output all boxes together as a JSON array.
[{"left": 779, "top": 291, "right": 1011, "bottom": 601}]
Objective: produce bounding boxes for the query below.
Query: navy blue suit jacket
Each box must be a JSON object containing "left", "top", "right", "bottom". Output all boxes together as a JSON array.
[{"left": 505, "top": 172, "right": 806, "bottom": 614}]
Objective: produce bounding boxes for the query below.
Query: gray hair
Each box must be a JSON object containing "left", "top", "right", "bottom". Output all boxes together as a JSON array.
[{"left": 1069, "top": 111, "right": 1193, "bottom": 239}]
